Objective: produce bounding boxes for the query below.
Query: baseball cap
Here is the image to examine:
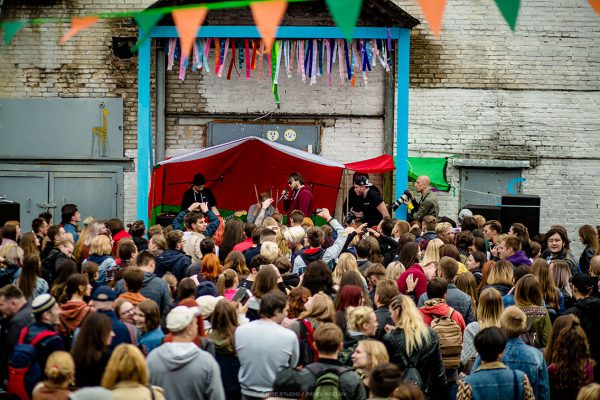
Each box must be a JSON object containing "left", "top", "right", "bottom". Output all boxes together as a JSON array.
[
  {"left": 353, "top": 175, "right": 373, "bottom": 187},
  {"left": 32, "top": 294, "right": 56, "bottom": 315},
  {"left": 458, "top": 208, "right": 473, "bottom": 224},
  {"left": 166, "top": 306, "right": 201, "bottom": 333},
  {"left": 196, "top": 295, "right": 224, "bottom": 318},
  {"left": 192, "top": 173, "right": 206, "bottom": 186},
  {"left": 92, "top": 286, "right": 116, "bottom": 302}
]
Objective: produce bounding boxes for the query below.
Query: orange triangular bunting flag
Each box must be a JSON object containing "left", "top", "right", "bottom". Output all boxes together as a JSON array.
[
  {"left": 60, "top": 16, "right": 99, "bottom": 44},
  {"left": 589, "top": 0, "right": 600, "bottom": 15},
  {"left": 172, "top": 7, "right": 207, "bottom": 59},
  {"left": 250, "top": 1, "right": 287, "bottom": 52},
  {"left": 416, "top": 0, "right": 447, "bottom": 37}
]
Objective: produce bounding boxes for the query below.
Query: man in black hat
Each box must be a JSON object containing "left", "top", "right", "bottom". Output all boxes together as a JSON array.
[
  {"left": 352, "top": 175, "right": 389, "bottom": 228},
  {"left": 180, "top": 173, "right": 219, "bottom": 215}
]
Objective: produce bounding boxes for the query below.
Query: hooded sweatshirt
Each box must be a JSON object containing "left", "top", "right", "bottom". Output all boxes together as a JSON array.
[
  {"left": 507, "top": 250, "right": 532, "bottom": 267},
  {"left": 59, "top": 300, "right": 90, "bottom": 335},
  {"left": 115, "top": 272, "right": 171, "bottom": 316},
  {"left": 419, "top": 299, "right": 466, "bottom": 332},
  {"left": 147, "top": 342, "right": 225, "bottom": 400}
]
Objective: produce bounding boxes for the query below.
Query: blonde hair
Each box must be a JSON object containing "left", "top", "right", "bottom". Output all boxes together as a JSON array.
[
  {"left": 260, "top": 241, "right": 279, "bottom": 263},
  {"left": 385, "top": 261, "right": 405, "bottom": 281},
  {"left": 0, "top": 243, "right": 23, "bottom": 265},
  {"left": 89, "top": 235, "right": 112, "bottom": 256},
  {"left": 262, "top": 217, "right": 278, "bottom": 229},
  {"left": 275, "top": 227, "right": 290, "bottom": 258},
  {"left": 577, "top": 383, "right": 600, "bottom": 400},
  {"left": 357, "top": 339, "right": 389, "bottom": 372},
  {"left": 390, "top": 295, "right": 430, "bottom": 355},
  {"left": 346, "top": 306, "right": 375, "bottom": 333},
  {"left": 435, "top": 223, "right": 452, "bottom": 235},
  {"left": 421, "top": 238, "right": 444, "bottom": 266},
  {"left": 101, "top": 344, "right": 148, "bottom": 388},
  {"left": 217, "top": 269, "right": 238, "bottom": 295},
  {"left": 333, "top": 253, "right": 361, "bottom": 286},
  {"left": 472, "top": 215, "right": 486, "bottom": 228},
  {"left": 150, "top": 234, "right": 167, "bottom": 252},
  {"left": 487, "top": 261, "right": 514, "bottom": 286},
  {"left": 44, "top": 351, "right": 74, "bottom": 385},
  {"left": 84, "top": 220, "right": 108, "bottom": 246},
  {"left": 283, "top": 226, "right": 306, "bottom": 246},
  {"left": 477, "top": 288, "right": 503, "bottom": 329},
  {"left": 299, "top": 292, "right": 335, "bottom": 323}
]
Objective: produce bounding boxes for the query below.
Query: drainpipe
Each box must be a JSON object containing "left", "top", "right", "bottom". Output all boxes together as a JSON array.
[{"left": 156, "top": 45, "right": 166, "bottom": 163}]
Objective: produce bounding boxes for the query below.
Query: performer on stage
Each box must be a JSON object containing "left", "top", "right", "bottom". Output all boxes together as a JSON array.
[
  {"left": 282, "top": 172, "right": 313, "bottom": 221},
  {"left": 180, "top": 173, "right": 219, "bottom": 215}
]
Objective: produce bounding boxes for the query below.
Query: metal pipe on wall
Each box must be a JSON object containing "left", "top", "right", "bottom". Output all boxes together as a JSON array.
[
  {"left": 383, "top": 44, "right": 396, "bottom": 208},
  {"left": 156, "top": 46, "right": 166, "bottom": 163}
]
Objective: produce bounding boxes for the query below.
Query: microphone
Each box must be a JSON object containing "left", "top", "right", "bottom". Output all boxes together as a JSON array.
[{"left": 277, "top": 189, "right": 289, "bottom": 203}]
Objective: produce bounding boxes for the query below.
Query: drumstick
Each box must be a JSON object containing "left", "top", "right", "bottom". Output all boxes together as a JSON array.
[{"left": 254, "top": 184, "right": 260, "bottom": 204}]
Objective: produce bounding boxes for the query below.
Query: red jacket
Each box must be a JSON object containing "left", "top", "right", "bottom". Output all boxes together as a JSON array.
[
  {"left": 112, "top": 230, "right": 132, "bottom": 256},
  {"left": 285, "top": 186, "right": 313, "bottom": 219},
  {"left": 397, "top": 263, "right": 428, "bottom": 300},
  {"left": 419, "top": 301, "right": 466, "bottom": 332}
]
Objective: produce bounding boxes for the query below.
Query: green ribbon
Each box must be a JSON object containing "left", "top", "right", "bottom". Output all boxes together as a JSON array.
[
  {"left": 325, "top": 0, "right": 363, "bottom": 41},
  {"left": 271, "top": 40, "right": 280, "bottom": 104},
  {"left": 494, "top": 0, "right": 521, "bottom": 31}
]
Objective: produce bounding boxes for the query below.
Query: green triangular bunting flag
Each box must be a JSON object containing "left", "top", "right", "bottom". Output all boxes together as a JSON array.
[
  {"left": 2, "top": 21, "right": 26, "bottom": 47},
  {"left": 325, "top": 0, "right": 363, "bottom": 41},
  {"left": 132, "top": 11, "right": 164, "bottom": 50},
  {"left": 494, "top": 0, "right": 521, "bottom": 31}
]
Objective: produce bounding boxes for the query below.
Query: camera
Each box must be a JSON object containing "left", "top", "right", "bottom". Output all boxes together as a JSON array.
[
  {"left": 344, "top": 210, "right": 357, "bottom": 225},
  {"left": 391, "top": 190, "right": 413, "bottom": 211}
]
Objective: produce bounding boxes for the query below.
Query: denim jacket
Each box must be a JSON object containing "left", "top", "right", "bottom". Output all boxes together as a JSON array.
[
  {"left": 472, "top": 338, "right": 549, "bottom": 400},
  {"left": 418, "top": 284, "right": 475, "bottom": 325},
  {"left": 457, "top": 362, "right": 535, "bottom": 400}
]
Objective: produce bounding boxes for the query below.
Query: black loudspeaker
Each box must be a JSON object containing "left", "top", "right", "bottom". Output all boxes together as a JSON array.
[
  {"left": 501, "top": 195, "right": 541, "bottom": 236},
  {"left": 0, "top": 200, "right": 20, "bottom": 226},
  {"left": 156, "top": 212, "right": 177, "bottom": 228},
  {"left": 463, "top": 204, "right": 501, "bottom": 223}
]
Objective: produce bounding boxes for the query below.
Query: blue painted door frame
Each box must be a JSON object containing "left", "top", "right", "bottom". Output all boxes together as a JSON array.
[{"left": 137, "top": 26, "right": 410, "bottom": 225}]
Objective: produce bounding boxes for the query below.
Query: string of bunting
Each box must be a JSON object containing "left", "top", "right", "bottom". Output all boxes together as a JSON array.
[
  {"left": 165, "top": 36, "right": 394, "bottom": 103},
  {"left": 1, "top": 0, "right": 598, "bottom": 50}
]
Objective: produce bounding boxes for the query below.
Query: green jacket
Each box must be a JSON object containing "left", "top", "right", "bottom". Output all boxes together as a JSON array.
[{"left": 411, "top": 189, "right": 439, "bottom": 222}]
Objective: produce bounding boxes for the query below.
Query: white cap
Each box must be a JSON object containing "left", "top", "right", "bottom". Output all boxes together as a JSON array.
[
  {"left": 195, "top": 295, "right": 224, "bottom": 318},
  {"left": 166, "top": 306, "right": 201, "bottom": 333},
  {"left": 458, "top": 208, "right": 473, "bottom": 223}
]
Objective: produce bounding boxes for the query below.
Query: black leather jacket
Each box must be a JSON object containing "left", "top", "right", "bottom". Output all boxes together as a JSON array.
[{"left": 382, "top": 327, "right": 448, "bottom": 400}]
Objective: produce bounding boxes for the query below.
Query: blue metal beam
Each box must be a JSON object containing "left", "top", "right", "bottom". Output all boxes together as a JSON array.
[
  {"left": 136, "top": 32, "right": 152, "bottom": 225},
  {"left": 395, "top": 29, "right": 410, "bottom": 220},
  {"left": 150, "top": 25, "right": 401, "bottom": 39}
]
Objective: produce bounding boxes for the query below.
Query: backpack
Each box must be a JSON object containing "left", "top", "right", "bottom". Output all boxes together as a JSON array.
[
  {"left": 520, "top": 319, "right": 538, "bottom": 348},
  {"left": 394, "top": 341, "right": 424, "bottom": 390},
  {"left": 305, "top": 364, "right": 349, "bottom": 400},
  {"left": 8, "top": 326, "right": 58, "bottom": 400},
  {"left": 430, "top": 308, "right": 462, "bottom": 370},
  {"left": 297, "top": 319, "right": 319, "bottom": 367}
]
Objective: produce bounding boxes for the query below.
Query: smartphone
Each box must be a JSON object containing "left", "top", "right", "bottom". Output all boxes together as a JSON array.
[
  {"left": 452, "top": 227, "right": 462, "bottom": 233},
  {"left": 316, "top": 208, "right": 323, "bottom": 213},
  {"left": 232, "top": 287, "right": 252, "bottom": 305}
]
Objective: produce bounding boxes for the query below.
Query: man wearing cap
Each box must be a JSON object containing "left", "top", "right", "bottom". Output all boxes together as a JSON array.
[
  {"left": 180, "top": 173, "right": 219, "bottom": 215},
  {"left": 565, "top": 273, "right": 600, "bottom": 381},
  {"left": 353, "top": 175, "right": 389, "bottom": 228},
  {"left": 91, "top": 286, "right": 131, "bottom": 348},
  {"left": 148, "top": 306, "right": 224, "bottom": 400},
  {"left": 407, "top": 175, "right": 439, "bottom": 222},
  {"left": 235, "top": 290, "right": 299, "bottom": 399},
  {"left": 24, "top": 294, "right": 65, "bottom": 382}
]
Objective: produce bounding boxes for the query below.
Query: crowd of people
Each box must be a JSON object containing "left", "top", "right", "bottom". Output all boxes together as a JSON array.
[{"left": 1, "top": 174, "right": 600, "bottom": 400}]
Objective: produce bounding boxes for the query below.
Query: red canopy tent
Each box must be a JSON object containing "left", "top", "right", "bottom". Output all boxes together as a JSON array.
[
  {"left": 344, "top": 154, "right": 395, "bottom": 174},
  {"left": 149, "top": 137, "right": 345, "bottom": 221}
]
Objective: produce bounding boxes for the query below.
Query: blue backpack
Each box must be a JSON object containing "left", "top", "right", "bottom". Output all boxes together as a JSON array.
[{"left": 7, "top": 326, "right": 58, "bottom": 400}]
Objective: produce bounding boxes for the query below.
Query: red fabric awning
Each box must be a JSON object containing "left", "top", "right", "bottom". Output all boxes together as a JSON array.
[{"left": 344, "top": 155, "right": 395, "bottom": 174}]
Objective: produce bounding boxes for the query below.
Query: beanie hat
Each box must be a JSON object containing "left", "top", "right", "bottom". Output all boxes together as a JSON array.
[{"left": 32, "top": 294, "right": 56, "bottom": 315}]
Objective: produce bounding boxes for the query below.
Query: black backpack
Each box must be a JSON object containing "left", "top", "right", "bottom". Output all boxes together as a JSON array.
[{"left": 297, "top": 320, "right": 319, "bottom": 367}]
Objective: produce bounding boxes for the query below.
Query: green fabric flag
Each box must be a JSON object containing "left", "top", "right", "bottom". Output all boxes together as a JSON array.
[
  {"left": 2, "top": 21, "right": 26, "bottom": 47},
  {"left": 325, "top": 0, "right": 363, "bottom": 41},
  {"left": 407, "top": 157, "right": 450, "bottom": 192},
  {"left": 132, "top": 11, "right": 164, "bottom": 50},
  {"left": 494, "top": 0, "right": 521, "bottom": 31}
]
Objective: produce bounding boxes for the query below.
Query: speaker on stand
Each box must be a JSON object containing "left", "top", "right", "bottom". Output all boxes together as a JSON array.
[{"left": 501, "top": 195, "right": 541, "bottom": 236}]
